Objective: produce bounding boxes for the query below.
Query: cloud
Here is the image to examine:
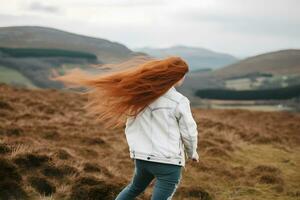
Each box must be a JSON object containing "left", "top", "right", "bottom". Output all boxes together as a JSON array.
[
  {"left": 173, "top": 11, "right": 300, "bottom": 39},
  {"left": 27, "top": 2, "right": 61, "bottom": 14},
  {"left": 70, "top": 0, "right": 167, "bottom": 7},
  {"left": 0, "top": 0, "right": 299, "bottom": 57},
  {"left": 168, "top": 0, "right": 300, "bottom": 39}
]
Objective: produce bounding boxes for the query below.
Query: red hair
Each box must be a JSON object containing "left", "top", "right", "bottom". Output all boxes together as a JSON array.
[{"left": 54, "top": 56, "right": 189, "bottom": 129}]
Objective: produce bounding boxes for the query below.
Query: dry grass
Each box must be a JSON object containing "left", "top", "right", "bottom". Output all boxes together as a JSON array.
[{"left": 0, "top": 83, "right": 299, "bottom": 200}]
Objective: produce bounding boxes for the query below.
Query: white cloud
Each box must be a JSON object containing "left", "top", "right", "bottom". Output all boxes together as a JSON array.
[{"left": 27, "top": 2, "right": 61, "bottom": 14}]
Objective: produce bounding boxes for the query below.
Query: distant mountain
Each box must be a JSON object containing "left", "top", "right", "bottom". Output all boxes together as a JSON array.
[
  {"left": 0, "top": 26, "right": 144, "bottom": 63},
  {"left": 134, "top": 45, "right": 238, "bottom": 71},
  {"left": 213, "top": 49, "right": 300, "bottom": 79}
]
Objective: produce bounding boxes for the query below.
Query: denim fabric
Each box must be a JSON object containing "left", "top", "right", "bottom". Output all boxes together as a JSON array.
[{"left": 115, "top": 159, "right": 182, "bottom": 200}]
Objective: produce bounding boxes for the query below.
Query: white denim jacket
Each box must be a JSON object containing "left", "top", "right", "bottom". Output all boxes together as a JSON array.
[{"left": 124, "top": 86, "right": 199, "bottom": 167}]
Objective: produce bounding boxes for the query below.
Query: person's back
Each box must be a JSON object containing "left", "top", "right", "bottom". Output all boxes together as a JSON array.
[
  {"left": 125, "top": 86, "right": 198, "bottom": 167},
  {"left": 116, "top": 81, "right": 199, "bottom": 199},
  {"left": 55, "top": 56, "right": 200, "bottom": 200}
]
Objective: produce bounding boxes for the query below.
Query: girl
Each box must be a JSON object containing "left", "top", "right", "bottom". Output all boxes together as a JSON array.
[{"left": 55, "top": 56, "right": 199, "bottom": 200}]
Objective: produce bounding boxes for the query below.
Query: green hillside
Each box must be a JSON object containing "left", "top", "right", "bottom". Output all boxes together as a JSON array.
[
  {"left": 0, "top": 65, "right": 37, "bottom": 88},
  {"left": 0, "top": 47, "right": 97, "bottom": 60},
  {"left": 0, "top": 26, "right": 148, "bottom": 89},
  {"left": 180, "top": 49, "right": 300, "bottom": 101},
  {"left": 0, "top": 26, "right": 144, "bottom": 63},
  {"left": 213, "top": 49, "right": 300, "bottom": 79},
  {"left": 0, "top": 46, "right": 102, "bottom": 89}
]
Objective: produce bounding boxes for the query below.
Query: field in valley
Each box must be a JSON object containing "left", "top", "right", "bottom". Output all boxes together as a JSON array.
[
  {"left": 0, "top": 65, "right": 37, "bottom": 89},
  {"left": 0, "top": 84, "right": 299, "bottom": 200},
  {"left": 196, "top": 99, "right": 295, "bottom": 112}
]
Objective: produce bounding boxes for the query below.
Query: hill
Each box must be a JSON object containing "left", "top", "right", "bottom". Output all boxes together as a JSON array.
[
  {"left": 0, "top": 26, "right": 143, "bottom": 63},
  {"left": 0, "top": 26, "right": 149, "bottom": 89},
  {"left": 0, "top": 46, "right": 102, "bottom": 88},
  {"left": 213, "top": 49, "right": 300, "bottom": 79},
  {"left": 135, "top": 45, "right": 238, "bottom": 71},
  {"left": 0, "top": 84, "right": 299, "bottom": 200},
  {"left": 180, "top": 49, "right": 300, "bottom": 98}
]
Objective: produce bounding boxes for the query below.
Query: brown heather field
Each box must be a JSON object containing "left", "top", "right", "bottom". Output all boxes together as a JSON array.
[{"left": 0, "top": 83, "right": 300, "bottom": 200}]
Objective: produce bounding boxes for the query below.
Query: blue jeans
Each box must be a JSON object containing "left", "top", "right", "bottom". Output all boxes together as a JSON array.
[{"left": 115, "top": 159, "right": 182, "bottom": 200}]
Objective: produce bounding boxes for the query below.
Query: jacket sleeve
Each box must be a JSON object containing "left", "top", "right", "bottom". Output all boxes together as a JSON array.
[{"left": 175, "top": 97, "right": 199, "bottom": 159}]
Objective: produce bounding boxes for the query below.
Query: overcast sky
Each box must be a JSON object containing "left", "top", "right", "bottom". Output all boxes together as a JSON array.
[{"left": 0, "top": 0, "right": 299, "bottom": 57}]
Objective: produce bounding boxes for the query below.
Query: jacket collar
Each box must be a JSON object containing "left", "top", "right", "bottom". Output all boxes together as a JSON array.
[
  {"left": 170, "top": 86, "right": 176, "bottom": 91},
  {"left": 170, "top": 86, "right": 177, "bottom": 92},
  {"left": 164, "top": 86, "right": 177, "bottom": 96}
]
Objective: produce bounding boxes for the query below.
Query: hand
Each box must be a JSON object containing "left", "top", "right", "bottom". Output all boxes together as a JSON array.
[{"left": 191, "top": 151, "right": 199, "bottom": 162}]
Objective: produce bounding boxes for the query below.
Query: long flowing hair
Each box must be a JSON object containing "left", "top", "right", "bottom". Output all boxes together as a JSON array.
[{"left": 54, "top": 56, "right": 189, "bottom": 129}]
